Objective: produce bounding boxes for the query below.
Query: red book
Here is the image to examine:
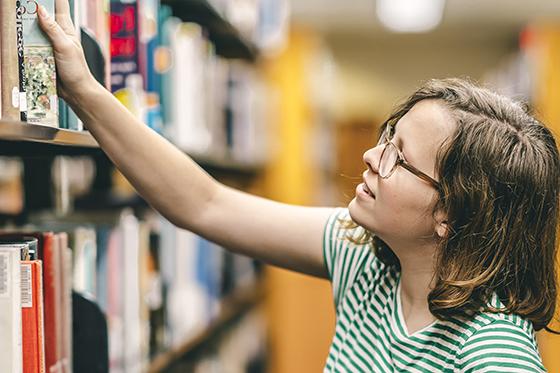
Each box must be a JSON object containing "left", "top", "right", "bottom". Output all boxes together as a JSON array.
[
  {"left": 21, "top": 260, "right": 46, "bottom": 373},
  {"left": 57, "top": 232, "right": 72, "bottom": 373},
  {"left": 0, "top": 232, "right": 61, "bottom": 373},
  {"left": 40, "top": 233, "right": 63, "bottom": 373}
]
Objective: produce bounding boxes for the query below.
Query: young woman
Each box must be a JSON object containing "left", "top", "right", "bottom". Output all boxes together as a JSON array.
[{"left": 38, "top": 1, "right": 558, "bottom": 371}]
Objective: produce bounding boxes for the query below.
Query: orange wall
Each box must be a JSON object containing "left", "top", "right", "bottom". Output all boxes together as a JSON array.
[
  {"left": 533, "top": 25, "right": 560, "bottom": 372},
  {"left": 260, "top": 28, "right": 336, "bottom": 373}
]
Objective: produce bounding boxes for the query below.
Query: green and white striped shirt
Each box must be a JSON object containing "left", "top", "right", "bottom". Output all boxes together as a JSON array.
[{"left": 323, "top": 208, "right": 546, "bottom": 372}]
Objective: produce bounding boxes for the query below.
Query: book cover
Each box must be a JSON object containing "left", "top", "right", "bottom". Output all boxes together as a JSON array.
[
  {"left": 1, "top": 1, "right": 21, "bottom": 120},
  {"left": 110, "top": 0, "right": 140, "bottom": 93},
  {"left": 21, "top": 260, "right": 46, "bottom": 373},
  {"left": 0, "top": 245, "right": 23, "bottom": 373},
  {"left": 17, "top": 0, "right": 59, "bottom": 126}
]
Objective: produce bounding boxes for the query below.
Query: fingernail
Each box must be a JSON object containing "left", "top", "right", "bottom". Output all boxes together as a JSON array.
[{"left": 38, "top": 5, "right": 49, "bottom": 18}]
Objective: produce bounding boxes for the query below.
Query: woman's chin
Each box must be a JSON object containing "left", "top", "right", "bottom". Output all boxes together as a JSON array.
[{"left": 348, "top": 199, "right": 371, "bottom": 229}]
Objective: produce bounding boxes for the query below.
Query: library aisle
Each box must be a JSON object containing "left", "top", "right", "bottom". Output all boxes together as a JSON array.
[{"left": 1, "top": 0, "right": 560, "bottom": 372}]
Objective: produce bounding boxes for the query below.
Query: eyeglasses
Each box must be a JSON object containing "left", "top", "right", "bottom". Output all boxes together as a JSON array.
[{"left": 377, "top": 126, "right": 440, "bottom": 190}]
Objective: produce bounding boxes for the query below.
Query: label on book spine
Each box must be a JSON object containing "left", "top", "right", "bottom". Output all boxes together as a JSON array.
[
  {"left": 12, "top": 88, "right": 20, "bottom": 109},
  {"left": 20, "top": 263, "right": 32, "bottom": 307}
]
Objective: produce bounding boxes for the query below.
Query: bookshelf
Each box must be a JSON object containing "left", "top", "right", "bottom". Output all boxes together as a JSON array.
[
  {"left": 148, "top": 282, "right": 265, "bottom": 372},
  {"left": 0, "top": 120, "right": 99, "bottom": 156},
  {"left": 161, "top": 0, "right": 258, "bottom": 61},
  {"left": 0, "top": 120, "right": 263, "bottom": 177},
  {"left": 0, "top": 0, "right": 271, "bottom": 370}
]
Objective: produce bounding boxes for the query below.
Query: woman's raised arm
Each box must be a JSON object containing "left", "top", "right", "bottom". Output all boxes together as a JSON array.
[{"left": 37, "top": 0, "right": 334, "bottom": 278}]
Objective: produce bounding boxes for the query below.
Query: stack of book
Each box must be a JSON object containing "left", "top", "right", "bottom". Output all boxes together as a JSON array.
[
  {"left": 0, "top": 207, "right": 261, "bottom": 372},
  {"left": 0, "top": 0, "right": 273, "bottom": 164},
  {"left": 0, "top": 233, "right": 73, "bottom": 373}
]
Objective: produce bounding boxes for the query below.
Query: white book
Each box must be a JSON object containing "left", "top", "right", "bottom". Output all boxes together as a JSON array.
[
  {"left": 168, "top": 22, "right": 211, "bottom": 154},
  {"left": 0, "top": 245, "right": 23, "bottom": 373},
  {"left": 120, "top": 209, "right": 142, "bottom": 373},
  {"left": 170, "top": 226, "right": 207, "bottom": 347},
  {"left": 72, "top": 226, "right": 97, "bottom": 297}
]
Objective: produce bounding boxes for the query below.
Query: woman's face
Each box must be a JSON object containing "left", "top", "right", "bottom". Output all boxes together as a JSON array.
[{"left": 348, "top": 99, "right": 455, "bottom": 248}]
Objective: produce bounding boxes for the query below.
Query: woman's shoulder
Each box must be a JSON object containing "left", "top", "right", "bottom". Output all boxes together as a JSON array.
[{"left": 454, "top": 296, "right": 544, "bottom": 372}]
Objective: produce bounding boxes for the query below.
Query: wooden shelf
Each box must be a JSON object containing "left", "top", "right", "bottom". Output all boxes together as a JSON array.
[
  {"left": 148, "top": 283, "right": 264, "bottom": 372},
  {"left": 0, "top": 121, "right": 264, "bottom": 179},
  {"left": 161, "top": 0, "right": 258, "bottom": 61},
  {"left": 0, "top": 120, "right": 99, "bottom": 156}
]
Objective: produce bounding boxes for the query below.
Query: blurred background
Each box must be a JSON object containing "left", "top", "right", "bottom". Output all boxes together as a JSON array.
[
  {"left": 2, "top": 0, "right": 560, "bottom": 372},
  {"left": 261, "top": 1, "right": 560, "bottom": 371}
]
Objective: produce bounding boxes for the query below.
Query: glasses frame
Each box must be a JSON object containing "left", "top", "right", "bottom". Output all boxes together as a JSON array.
[{"left": 378, "top": 127, "right": 441, "bottom": 190}]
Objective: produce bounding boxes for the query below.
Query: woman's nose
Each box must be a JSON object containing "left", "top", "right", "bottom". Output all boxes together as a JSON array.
[{"left": 363, "top": 145, "right": 382, "bottom": 174}]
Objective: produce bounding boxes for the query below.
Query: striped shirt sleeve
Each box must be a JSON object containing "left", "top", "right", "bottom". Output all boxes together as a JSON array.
[
  {"left": 458, "top": 319, "right": 546, "bottom": 372},
  {"left": 322, "top": 208, "right": 376, "bottom": 308}
]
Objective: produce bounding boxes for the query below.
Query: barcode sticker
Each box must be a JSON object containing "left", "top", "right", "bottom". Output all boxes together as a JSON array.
[
  {"left": 21, "top": 263, "right": 32, "bottom": 308},
  {"left": 0, "top": 253, "right": 8, "bottom": 298},
  {"left": 11, "top": 87, "right": 20, "bottom": 108}
]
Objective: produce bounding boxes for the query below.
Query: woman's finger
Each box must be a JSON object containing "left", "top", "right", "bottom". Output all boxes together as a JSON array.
[
  {"left": 54, "top": 0, "right": 76, "bottom": 35},
  {"left": 37, "top": 5, "right": 73, "bottom": 51}
]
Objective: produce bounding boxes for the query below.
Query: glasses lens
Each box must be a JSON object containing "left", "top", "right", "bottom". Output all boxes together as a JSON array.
[
  {"left": 379, "top": 143, "right": 398, "bottom": 178},
  {"left": 377, "top": 129, "right": 389, "bottom": 146}
]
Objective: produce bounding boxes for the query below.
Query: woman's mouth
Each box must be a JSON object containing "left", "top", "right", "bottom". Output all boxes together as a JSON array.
[{"left": 356, "top": 182, "right": 375, "bottom": 199}]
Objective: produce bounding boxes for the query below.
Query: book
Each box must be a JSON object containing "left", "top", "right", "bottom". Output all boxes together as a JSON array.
[
  {"left": 1, "top": 1, "right": 21, "bottom": 120},
  {"left": 58, "top": 232, "right": 73, "bottom": 373},
  {"left": 110, "top": 0, "right": 140, "bottom": 93},
  {"left": 0, "top": 232, "right": 62, "bottom": 373},
  {"left": 21, "top": 260, "right": 46, "bottom": 373},
  {"left": 40, "top": 232, "right": 63, "bottom": 373},
  {"left": 0, "top": 244, "right": 23, "bottom": 373},
  {"left": 17, "top": 0, "right": 59, "bottom": 126},
  {"left": 81, "top": 0, "right": 111, "bottom": 89},
  {"left": 120, "top": 210, "right": 142, "bottom": 372},
  {"left": 72, "top": 226, "right": 97, "bottom": 297},
  {"left": 72, "top": 291, "right": 109, "bottom": 373}
]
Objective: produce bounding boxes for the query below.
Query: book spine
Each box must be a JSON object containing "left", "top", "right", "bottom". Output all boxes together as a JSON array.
[
  {"left": 21, "top": 260, "right": 46, "bottom": 373},
  {"left": 15, "top": 1, "right": 27, "bottom": 122},
  {"left": 0, "top": 247, "right": 23, "bottom": 373},
  {"left": 110, "top": 0, "right": 140, "bottom": 93}
]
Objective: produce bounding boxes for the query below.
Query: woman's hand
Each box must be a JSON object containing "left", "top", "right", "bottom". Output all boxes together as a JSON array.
[{"left": 37, "top": 0, "right": 98, "bottom": 103}]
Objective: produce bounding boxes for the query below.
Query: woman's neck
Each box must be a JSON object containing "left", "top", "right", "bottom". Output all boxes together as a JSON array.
[{"left": 396, "top": 244, "right": 437, "bottom": 334}]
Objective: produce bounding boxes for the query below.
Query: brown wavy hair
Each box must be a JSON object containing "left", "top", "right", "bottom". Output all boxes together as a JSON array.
[{"left": 345, "top": 78, "right": 560, "bottom": 333}]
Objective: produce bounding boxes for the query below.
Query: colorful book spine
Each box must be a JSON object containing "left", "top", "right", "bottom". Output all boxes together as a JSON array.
[
  {"left": 21, "top": 260, "right": 46, "bottom": 373},
  {"left": 17, "top": 0, "right": 59, "bottom": 126},
  {"left": 0, "top": 245, "right": 23, "bottom": 373},
  {"left": 110, "top": 0, "right": 140, "bottom": 93}
]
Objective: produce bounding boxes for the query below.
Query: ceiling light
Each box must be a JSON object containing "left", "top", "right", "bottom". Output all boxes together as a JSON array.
[{"left": 376, "top": 0, "right": 445, "bottom": 33}]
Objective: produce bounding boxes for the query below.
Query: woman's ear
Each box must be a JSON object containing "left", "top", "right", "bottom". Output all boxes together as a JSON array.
[
  {"left": 434, "top": 210, "right": 449, "bottom": 239},
  {"left": 436, "top": 221, "right": 449, "bottom": 239}
]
